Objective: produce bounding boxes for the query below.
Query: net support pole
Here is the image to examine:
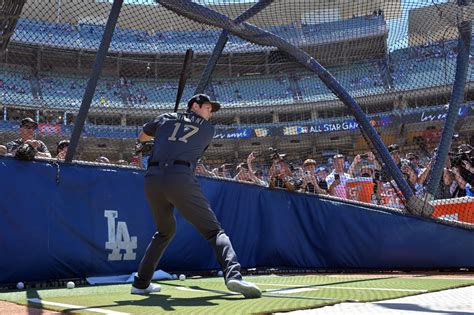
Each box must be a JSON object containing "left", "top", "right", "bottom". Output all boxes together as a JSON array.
[
  {"left": 194, "top": 30, "right": 229, "bottom": 94},
  {"left": 425, "top": 0, "right": 472, "bottom": 199},
  {"left": 195, "top": 0, "right": 274, "bottom": 94},
  {"left": 65, "top": 0, "right": 124, "bottom": 163},
  {"left": 158, "top": 0, "right": 433, "bottom": 216}
]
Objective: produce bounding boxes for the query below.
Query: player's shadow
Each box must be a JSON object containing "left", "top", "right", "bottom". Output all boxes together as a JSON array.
[
  {"left": 25, "top": 288, "right": 49, "bottom": 315},
  {"left": 114, "top": 292, "right": 238, "bottom": 312},
  {"left": 114, "top": 282, "right": 244, "bottom": 311},
  {"left": 61, "top": 283, "right": 242, "bottom": 312}
]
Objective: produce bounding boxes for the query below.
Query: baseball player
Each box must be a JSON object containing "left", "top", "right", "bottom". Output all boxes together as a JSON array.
[{"left": 131, "top": 94, "right": 261, "bottom": 298}]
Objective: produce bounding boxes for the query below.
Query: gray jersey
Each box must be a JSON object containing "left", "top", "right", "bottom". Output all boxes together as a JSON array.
[{"left": 143, "top": 112, "right": 214, "bottom": 168}]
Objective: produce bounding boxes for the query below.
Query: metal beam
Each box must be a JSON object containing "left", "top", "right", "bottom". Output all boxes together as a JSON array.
[
  {"left": 194, "top": 0, "right": 274, "bottom": 94},
  {"left": 65, "top": 0, "right": 124, "bottom": 163}
]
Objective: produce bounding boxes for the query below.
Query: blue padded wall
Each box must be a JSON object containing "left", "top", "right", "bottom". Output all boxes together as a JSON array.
[{"left": 0, "top": 157, "right": 472, "bottom": 283}]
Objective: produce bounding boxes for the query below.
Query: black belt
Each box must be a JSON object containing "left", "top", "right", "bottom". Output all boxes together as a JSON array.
[{"left": 148, "top": 160, "right": 191, "bottom": 168}]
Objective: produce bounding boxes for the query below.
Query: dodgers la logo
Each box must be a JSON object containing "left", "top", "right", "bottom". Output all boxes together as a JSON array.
[{"left": 104, "top": 210, "right": 137, "bottom": 261}]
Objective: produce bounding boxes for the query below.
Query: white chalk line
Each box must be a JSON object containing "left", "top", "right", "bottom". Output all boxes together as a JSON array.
[
  {"left": 176, "top": 286, "right": 238, "bottom": 295},
  {"left": 254, "top": 283, "right": 428, "bottom": 292},
  {"left": 175, "top": 285, "right": 348, "bottom": 301},
  {"left": 266, "top": 288, "right": 320, "bottom": 294},
  {"left": 27, "top": 298, "right": 128, "bottom": 315}
]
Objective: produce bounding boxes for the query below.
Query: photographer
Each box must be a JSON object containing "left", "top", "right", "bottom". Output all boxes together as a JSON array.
[
  {"left": 348, "top": 151, "right": 378, "bottom": 178},
  {"left": 299, "top": 159, "right": 327, "bottom": 195},
  {"left": 326, "top": 154, "right": 351, "bottom": 199},
  {"left": 450, "top": 146, "right": 474, "bottom": 197},
  {"left": 233, "top": 162, "right": 253, "bottom": 182},
  {"left": 400, "top": 158, "right": 421, "bottom": 194},
  {"left": 212, "top": 163, "right": 233, "bottom": 178},
  {"left": 5, "top": 118, "right": 51, "bottom": 159},
  {"left": 268, "top": 149, "right": 295, "bottom": 191},
  {"left": 135, "top": 140, "right": 154, "bottom": 169},
  {"left": 315, "top": 166, "right": 329, "bottom": 191},
  {"left": 406, "top": 152, "right": 422, "bottom": 174},
  {"left": 416, "top": 153, "right": 453, "bottom": 199},
  {"left": 380, "top": 144, "right": 402, "bottom": 182},
  {"left": 245, "top": 151, "right": 267, "bottom": 186},
  {"left": 195, "top": 159, "right": 216, "bottom": 178},
  {"left": 440, "top": 163, "right": 457, "bottom": 199}
]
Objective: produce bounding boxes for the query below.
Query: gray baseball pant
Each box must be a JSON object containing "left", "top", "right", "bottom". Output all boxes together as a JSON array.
[{"left": 133, "top": 167, "right": 242, "bottom": 289}]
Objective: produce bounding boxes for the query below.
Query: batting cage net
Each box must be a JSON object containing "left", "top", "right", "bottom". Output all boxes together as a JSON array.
[{"left": 0, "top": 0, "right": 473, "bottom": 226}]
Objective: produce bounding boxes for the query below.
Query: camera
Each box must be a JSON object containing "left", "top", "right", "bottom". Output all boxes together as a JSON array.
[
  {"left": 450, "top": 148, "right": 473, "bottom": 182},
  {"left": 360, "top": 153, "right": 368, "bottom": 159},
  {"left": 135, "top": 140, "right": 154, "bottom": 155},
  {"left": 374, "top": 170, "right": 381, "bottom": 181},
  {"left": 451, "top": 150, "right": 472, "bottom": 168},
  {"left": 269, "top": 147, "right": 286, "bottom": 160},
  {"left": 334, "top": 173, "right": 340, "bottom": 180},
  {"left": 446, "top": 169, "right": 456, "bottom": 180},
  {"left": 269, "top": 147, "right": 280, "bottom": 160}
]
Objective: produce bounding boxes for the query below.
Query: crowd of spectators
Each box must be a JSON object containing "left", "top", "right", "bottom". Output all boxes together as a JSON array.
[
  {"left": 2, "top": 117, "right": 473, "bottom": 211},
  {"left": 193, "top": 142, "right": 474, "bottom": 210}
]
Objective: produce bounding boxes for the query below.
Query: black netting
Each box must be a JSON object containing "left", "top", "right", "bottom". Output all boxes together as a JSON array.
[{"left": 0, "top": 0, "right": 473, "bottom": 225}]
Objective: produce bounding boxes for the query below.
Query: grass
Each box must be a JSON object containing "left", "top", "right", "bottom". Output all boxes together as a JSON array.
[{"left": 0, "top": 274, "right": 473, "bottom": 314}]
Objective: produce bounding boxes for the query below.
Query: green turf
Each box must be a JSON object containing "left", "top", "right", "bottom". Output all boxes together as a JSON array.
[{"left": 1, "top": 275, "right": 473, "bottom": 314}]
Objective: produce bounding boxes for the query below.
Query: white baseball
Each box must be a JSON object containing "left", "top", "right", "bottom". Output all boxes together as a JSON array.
[
  {"left": 66, "top": 281, "right": 75, "bottom": 289},
  {"left": 217, "top": 271, "right": 224, "bottom": 277},
  {"left": 16, "top": 282, "right": 24, "bottom": 290},
  {"left": 179, "top": 274, "right": 186, "bottom": 281}
]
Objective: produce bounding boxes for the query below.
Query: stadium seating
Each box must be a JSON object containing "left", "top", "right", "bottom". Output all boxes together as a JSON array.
[
  {"left": 3, "top": 18, "right": 473, "bottom": 110},
  {"left": 12, "top": 16, "right": 384, "bottom": 54},
  {"left": 302, "top": 15, "right": 385, "bottom": 44}
]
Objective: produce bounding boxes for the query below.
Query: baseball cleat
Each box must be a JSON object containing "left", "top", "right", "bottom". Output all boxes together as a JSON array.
[
  {"left": 131, "top": 283, "right": 161, "bottom": 294},
  {"left": 226, "top": 279, "right": 262, "bottom": 298}
]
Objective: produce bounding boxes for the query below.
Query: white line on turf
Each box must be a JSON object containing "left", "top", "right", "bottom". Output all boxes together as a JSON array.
[
  {"left": 27, "top": 298, "right": 129, "bottom": 315},
  {"left": 263, "top": 293, "right": 344, "bottom": 301},
  {"left": 254, "top": 283, "right": 428, "bottom": 292},
  {"left": 175, "top": 286, "right": 343, "bottom": 301},
  {"left": 415, "top": 277, "right": 474, "bottom": 280},
  {"left": 321, "top": 286, "right": 427, "bottom": 292},
  {"left": 175, "top": 287, "right": 205, "bottom": 292},
  {"left": 175, "top": 286, "right": 238, "bottom": 295},
  {"left": 266, "top": 288, "right": 319, "bottom": 294}
]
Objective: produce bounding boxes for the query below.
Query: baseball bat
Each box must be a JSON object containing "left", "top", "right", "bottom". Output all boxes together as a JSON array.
[{"left": 174, "top": 48, "right": 194, "bottom": 112}]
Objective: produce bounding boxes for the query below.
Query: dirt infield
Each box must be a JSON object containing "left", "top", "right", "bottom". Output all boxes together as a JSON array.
[{"left": 0, "top": 300, "right": 59, "bottom": 314}]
